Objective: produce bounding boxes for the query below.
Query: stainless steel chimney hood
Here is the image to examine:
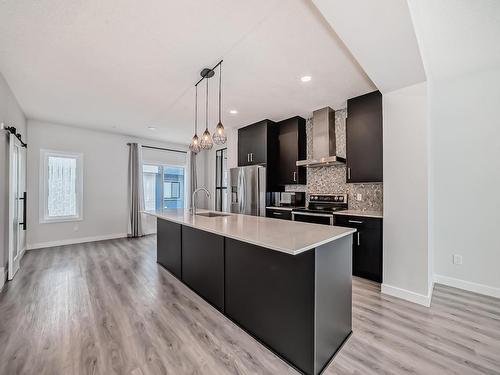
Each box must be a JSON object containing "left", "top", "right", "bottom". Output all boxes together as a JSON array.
[{"left": 296, "top": 107, "right": 346, "bottom": 167}]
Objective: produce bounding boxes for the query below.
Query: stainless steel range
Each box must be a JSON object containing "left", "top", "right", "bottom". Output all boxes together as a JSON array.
[{"left": 292, "top": 194, "right": 347, "bottom": 225}]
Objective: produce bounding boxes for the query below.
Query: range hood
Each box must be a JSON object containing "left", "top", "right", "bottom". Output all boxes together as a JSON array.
[{"left": 296, "top": 107, "right": 346, "bottom": 167}]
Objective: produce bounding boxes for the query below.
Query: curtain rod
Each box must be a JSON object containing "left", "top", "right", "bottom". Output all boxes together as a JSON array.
[
  {"left": 2, "top": 124, "right": 27, "bottom": 147},
  {"left": 126, "top": 143, "right": 187, "bottom": 154}
]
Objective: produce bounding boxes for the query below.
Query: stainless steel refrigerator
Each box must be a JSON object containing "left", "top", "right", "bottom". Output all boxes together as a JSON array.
[{"left": 229, "top": 165, "right": 266, "bottom": 216}]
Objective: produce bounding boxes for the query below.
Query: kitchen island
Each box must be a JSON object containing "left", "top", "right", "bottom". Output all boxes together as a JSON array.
[{"left": 145, "top": 209, "right": 355, "bottom": 375}]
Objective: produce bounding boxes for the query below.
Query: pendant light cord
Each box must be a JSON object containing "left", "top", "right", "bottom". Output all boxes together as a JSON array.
[
  {"left": 205, "top": 77, "right": 209, "bottom": 131},
  {"left": 194, "top": 85, "right": 198, "bottom": 134},
  {"left": 218, "top": 63, "right": 222, "bottom": 122}
]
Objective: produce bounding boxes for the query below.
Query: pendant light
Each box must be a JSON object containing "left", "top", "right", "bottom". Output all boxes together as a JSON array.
[
  {"left": 189, "top": 85, "right": 201, "bottom": 154},
  {"left": 212, "top": 62, "right": 227, "bottom": 145},
  {"left": 200, "top": 76, "right": 213, "bottom": 150}
]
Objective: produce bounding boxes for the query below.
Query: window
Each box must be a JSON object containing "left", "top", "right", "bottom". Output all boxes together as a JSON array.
[
  {"left": 143, "top": 164, "right": 185, "bottom": 209},
  {"left": 40, "top": 150, "right": 83, "bottom": 223},
  {"left": 164, "top": 181, "right": 180, "bottom": 199},
  {"left": 215, "top": 148, "right": 227, "bottom": 211}
]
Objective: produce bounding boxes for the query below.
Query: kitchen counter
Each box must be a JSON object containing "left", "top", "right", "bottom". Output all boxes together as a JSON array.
[
  {"left": 334, "top": 210, "right": 383, "bottom": 219},
  {"left": 148, "top": 208, "right": 353, "bottom": 375},
  {"left": 145, "top": 208, "right": 355, "bottom": 255}
]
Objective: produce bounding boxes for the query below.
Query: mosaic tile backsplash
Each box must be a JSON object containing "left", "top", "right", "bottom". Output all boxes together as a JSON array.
[{"left": 285, "top": 109, "right": 383, "bottom": 212}]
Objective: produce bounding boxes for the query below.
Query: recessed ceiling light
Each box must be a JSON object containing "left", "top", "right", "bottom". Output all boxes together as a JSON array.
[
  {"left": 229, "top": 110, "right": 238, "bottom": 114},
  {"left": 301, "top": 75, "right": 312, "bottom": 82},
  {"left": 148, "top": 126, "right": 156, "bottom": 131}
]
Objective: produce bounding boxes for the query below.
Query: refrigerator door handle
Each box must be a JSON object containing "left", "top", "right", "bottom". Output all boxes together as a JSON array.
[
  {"left": 238, "top": 169, "right": 246, "bottom": 213},
  {"left": 237, "top": 169, "right": 243, "bottom": 214},
  {"left": 257, "top": 166, "right": 266, "bottom": 217},
  {"left": 257, "top": 168, "right": 261, "bottom": 214}
]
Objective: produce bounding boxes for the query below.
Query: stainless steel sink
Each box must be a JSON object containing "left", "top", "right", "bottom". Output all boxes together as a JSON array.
[{"left": 196, "top": 211, "right": 230, "bottom": 218}]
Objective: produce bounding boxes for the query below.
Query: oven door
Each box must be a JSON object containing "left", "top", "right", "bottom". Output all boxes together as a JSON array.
[{"left": 291, "top": 211, "right": 334, "bottom": 225}]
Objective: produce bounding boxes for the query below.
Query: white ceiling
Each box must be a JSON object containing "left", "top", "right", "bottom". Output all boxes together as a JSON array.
[
  {"left": 312, "top": 0, "right": 426, "bottom": 93},
  {"left": 408, "top": 0, "right": 500, "bottom": 80},
  {"left": 0, "top": 0, "right": 375, "bottom": 144}
]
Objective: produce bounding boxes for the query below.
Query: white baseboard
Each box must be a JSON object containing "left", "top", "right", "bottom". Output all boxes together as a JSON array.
[
  {"left": 434, "top": 274, "right": 500, "bottom": 299},
  {"left": 381, "top": 283, "right": 433, "bottom": 307},
  {"left": 0, "top": 267, "right": 6, "bottom": 291},
  {"left": 27, "top": 233, "right": 128, "bottom": 250}
]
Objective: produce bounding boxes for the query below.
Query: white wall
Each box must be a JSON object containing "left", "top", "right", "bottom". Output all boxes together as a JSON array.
[
  {"left": 382, "top": 82, "right": 432, "bottom": 306},
  {"left": 26, "top": 120, "right": 187, "bottom": 249},
  {"left": 431, "top": 67, "right": 500, "bottom": 297},
  {"left": 0, "top": 72, "right": 26, "bottom": 282},
  {"left": 407, "top": 0, "right": 500, "bottom": 298}
]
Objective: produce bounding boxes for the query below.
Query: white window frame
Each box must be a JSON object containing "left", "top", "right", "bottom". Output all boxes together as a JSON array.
[{"left": 39, "top": 149, "right": 84, "bottom": 223}]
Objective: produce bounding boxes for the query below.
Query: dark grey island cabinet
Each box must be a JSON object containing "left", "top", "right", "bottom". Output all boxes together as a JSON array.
[
  {"left": 156, "top": 216, "right": 353, "bottom": 375},
  {"left": 156, "top": 218, "right": 182, "bottom": 278},
  {"left": 181, "top": 226, "right": 225, "bottom": 312},
  {"left": 225, "top": 236, "right": 352, "bottom": 375}
]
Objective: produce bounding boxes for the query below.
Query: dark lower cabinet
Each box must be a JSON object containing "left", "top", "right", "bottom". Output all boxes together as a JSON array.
[
  {"left": 157, "top": 219, "right": 182, "bottom": 279},
  {"left": 225, "top": 239, "right": 315, "bottom": 374},
  {"left": 334, "top": 215, "right": 383, "bottom": 283},
  {"left": 225, "top": 236, "right": 352, "bottom": 375},
  {"left": 181, "top": 226, "right": 225, "bottom": 312},
  {"left": 266, "top": 208, "right": 292, "bottom": 220}
]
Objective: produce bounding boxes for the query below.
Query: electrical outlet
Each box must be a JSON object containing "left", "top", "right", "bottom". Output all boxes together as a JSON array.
[
  {"left": 356, "top": 193, "right": 362, "bottom": 201},
  {"left": 453, "top": 254, "right": 462, "bottom": 265},
  {"left": 73, "top": 224, "right": 79, "bottom": 232}
]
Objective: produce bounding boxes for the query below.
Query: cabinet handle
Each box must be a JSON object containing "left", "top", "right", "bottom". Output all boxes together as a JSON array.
[
  {"left": 347, "top": 167, "right": 351, "bottom": 180},
  {"left": 272, "top": 211, "right": 283, "bottom": 216},
  {"left": 250, "top": 153, "right": 253, "bottom": 162},
  {"left": 348, "top": 220, "right": 363, "bottom": 224},
  {"left": 293, "top": 171, "right": 296, "bottom": 182},
  {"left": 247, "top": 153, "right": 250, "bottom": 162},
  {"left": 357, "top": 232, "right": 360, "bottom": 246}
]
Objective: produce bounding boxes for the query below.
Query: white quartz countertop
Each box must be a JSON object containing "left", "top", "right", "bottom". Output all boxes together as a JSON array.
[
  {"left": 145, "top": 209, "right": 355, "bottom": 255},
  {"left": 334, "top": 210, "right": 383, "bottom": 219}
]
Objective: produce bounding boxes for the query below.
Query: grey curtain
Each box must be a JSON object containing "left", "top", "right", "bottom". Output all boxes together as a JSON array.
[
  {"left": 186, "top": 151, "right": 197, "bottom": 211},
  {"left": 128, "top": 143, "right": 144, "bottom": 237}
]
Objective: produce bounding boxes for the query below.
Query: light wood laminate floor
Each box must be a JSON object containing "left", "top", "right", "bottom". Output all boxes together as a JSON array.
[{"left": 1, "top": 236, "right": 499, "bottom": 375}]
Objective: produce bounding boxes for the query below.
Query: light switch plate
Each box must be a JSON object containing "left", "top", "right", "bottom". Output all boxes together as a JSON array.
[
  {"left": 356, "top": 193, "right": 362, "bottom": 201},
  {"left": 453, "top": 254, "right": 463, "bottom": 265}
]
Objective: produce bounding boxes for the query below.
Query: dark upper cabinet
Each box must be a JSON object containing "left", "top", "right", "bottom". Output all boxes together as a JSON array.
[
  {"left": 334, "top": 215, "right": 383, "bottom": 283},
  {"left": 238, "top": 120, "right": 277, "bottom": 167},
  {"left": 277, "top": 116, "right": 306, "bottom": 185},
  {"left": 346, "top": 91, "right": 383, "bottom": 183}
]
